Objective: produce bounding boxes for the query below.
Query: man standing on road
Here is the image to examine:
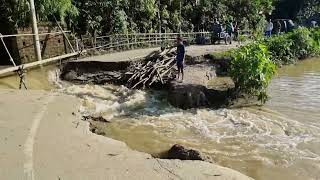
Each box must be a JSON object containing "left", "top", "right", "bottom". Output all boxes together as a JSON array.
[
  {"left": 265, "top": 19, "right": 273, "bottom": 37},
  {"left": 176, "top": 37, "right": 185, "bottom": 82}
]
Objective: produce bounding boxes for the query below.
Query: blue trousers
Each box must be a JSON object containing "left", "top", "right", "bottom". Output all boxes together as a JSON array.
[{"left": 265, "top": 30, "right": 272, "bottom": 37}]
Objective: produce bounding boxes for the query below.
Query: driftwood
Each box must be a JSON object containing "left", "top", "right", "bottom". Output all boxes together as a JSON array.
[{"left": 126, "top": 49, "right": 177, "bottom": 89}]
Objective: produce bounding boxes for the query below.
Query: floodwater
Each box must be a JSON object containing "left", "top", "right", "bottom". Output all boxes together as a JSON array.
[
  {"left": 2, "top": 58, "right": 320, "bottom": 180},
  {"left": 64, "top": 58, "right": 319, "bottom": 180},
  {"left": 0, "top": 65, "right": 59, "bottom": 90}
]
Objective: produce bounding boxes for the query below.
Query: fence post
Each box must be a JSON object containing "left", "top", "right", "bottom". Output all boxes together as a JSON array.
[
  {"left": 75, "top": 38, "right": 79, "bottom": 52},
  {"left": 135, "top": 34, "right": 137, "bottom": 48},
  {"left": 156, "top": 34, "right": 158, "bottom": 45},
  {"left": 109, "top": 36, "right": 113, "bottom": 52},
  {"left": 126, "top": 33, "right": 129, "bottom": 50},
  {"left": 115, "top": 34, "right": 118, "bottom": 51},
  {"left": 165, "top": 30, "right": 167, "bottom": 45}
]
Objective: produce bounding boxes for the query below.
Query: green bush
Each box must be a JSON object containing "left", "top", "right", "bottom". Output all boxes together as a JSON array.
[
  {"left": 263, "top": 34, "right": 295, "bottom": 65},
  {"left": 262, "top": 27, "right": 320, "bottom": 66},
  {"left": 239, "top": 34, "right": 249, "bottom": 42},
  {"left": 310, "top": 27, "right": 320, "bottom": 54},
  {"left": 227, "top": 27, "right": 320, "bottom": 104},
  {"left": 230, "top": 42, "right": 276, "bottom": 103},
  {"left": 288, "top": 27, "right": 316, "bottom": 59}
]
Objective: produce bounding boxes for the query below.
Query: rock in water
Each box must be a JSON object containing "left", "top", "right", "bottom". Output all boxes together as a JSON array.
[
  {"left": 168, "top": 83, "right": 209, "bottom": 109},
  {"left": 167, "top": 144, "right": 204, "bottom": 161},
  {"left": 63, "top": 70, "right": 78, "bottom": 81}
]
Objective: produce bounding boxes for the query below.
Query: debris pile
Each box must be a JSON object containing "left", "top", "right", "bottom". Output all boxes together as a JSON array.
[{"left": 125, "top": 49, "right": 177, "bottom": 89}]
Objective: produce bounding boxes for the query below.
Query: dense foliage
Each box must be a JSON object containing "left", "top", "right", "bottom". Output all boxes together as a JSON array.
[
  {"left": 4, "top": 0, "right": 319, "bottom": 37},
  {"left": 229, "top": 27, "right": 320, "bottom": 103},
  {"left": 296, "top": 0, "right": 320, "bottom": 23},
  {"left": 0, "top": 0, "right": 275, "bottom": 36},
  {"left": 288, "top": 27, "right": 316, "bottom": 59},
  {"left": 230, "top": 43, "right": 276, "bottom": 103},
  {"left": 272, "top": 0, "right": 320, "bottom": 24},
  {"left": 264, "top": 34, "right": 295, "bottom": 65},
  {"left": 0, "top": 0, "right": 77, "bottom": 29},
  {"left": 263, "top": 27, "right": 319, "bottom": 65},
  {"left": 311, "top": 27, "right": 320, "bottom": 54}
]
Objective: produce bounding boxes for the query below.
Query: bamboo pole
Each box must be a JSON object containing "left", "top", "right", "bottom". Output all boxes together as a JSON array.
[
  {"left": 29, "top": 0, "right": 42, "bottom": 61},
  {"left": 0, "top": 52, "right": 79, "bottom": 76},
  {"left": 53, "top": 16, "right": 75, "bottom": 53}
]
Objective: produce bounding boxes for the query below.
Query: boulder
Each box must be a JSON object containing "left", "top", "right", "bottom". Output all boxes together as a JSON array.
[
  {"left": 167, "top": 144, "right": 204, "bottom": 161},
  {"left": 168, "top": 83, "right": 209, "bottom": 109}
]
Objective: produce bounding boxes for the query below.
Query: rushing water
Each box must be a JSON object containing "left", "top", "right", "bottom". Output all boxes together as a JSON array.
[
  {"left": 61, "top": 58, "right": 320, "bottom": 180},
  {"left": 1, "top": 58, "right": 319, "bottom": 180}
]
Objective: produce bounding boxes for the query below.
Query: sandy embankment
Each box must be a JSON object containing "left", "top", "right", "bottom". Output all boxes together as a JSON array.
[{"left": 0, "top": 89, "right": 253, "bottom": 180}]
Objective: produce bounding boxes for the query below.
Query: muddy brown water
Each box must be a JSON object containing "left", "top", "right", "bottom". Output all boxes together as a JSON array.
[
  {"left": 0, "top": 65, "right": 59, "bottom": 90},
  {"left": 1, "top": 58, "right": 319, "bottom": 180}
]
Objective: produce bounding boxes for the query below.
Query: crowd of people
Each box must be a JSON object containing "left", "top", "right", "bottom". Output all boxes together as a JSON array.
[
  {"left": 211, "top": 18, "right": 319, "bottom": 39},
  {"left": 265, "top": 19, "right": 318, "bottom": 37},
  {"left": 265, "top": 19, "right": 296, "bottom": 37}
]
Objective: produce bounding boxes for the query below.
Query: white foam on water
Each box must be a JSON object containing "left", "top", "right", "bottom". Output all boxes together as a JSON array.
[
  {"left": 55, "top": 58, "right": 320, "bottom": 180},
  {"left": 59, "top": 82, "right": 320, "bottom": 175},
  {"left": 47, "top": 69, "right": 63, "bottom": 88}
]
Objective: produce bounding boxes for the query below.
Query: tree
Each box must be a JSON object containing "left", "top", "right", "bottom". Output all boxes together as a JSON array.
[
  {"left": 226, "top": 0, "right": 273, "bottom": 30},
  {"left": 273, "top": 0, "right": 320, "bottom": 22},
  {"left": 36, "top": 0, "right": 78, "bottom": 22},
  {"left": 0, "top": 0, "right": 77, "bottom": 64},
  {"left": 296, "top": 0, "right": 320, "bottom": 23}
]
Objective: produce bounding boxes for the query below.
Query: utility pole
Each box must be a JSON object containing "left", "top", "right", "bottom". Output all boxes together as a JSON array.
[
  {"left": 158, "top": 0, "right": 161, "bottom": 34},
  {"left": 158, "top": 0, "right": 162, "bottom": 46},
  {"left": 179, "top": 0, "right": 182, "bottom": 34},
  {"left": 29, "top": 0, "right": 42, "bottom": 61}
]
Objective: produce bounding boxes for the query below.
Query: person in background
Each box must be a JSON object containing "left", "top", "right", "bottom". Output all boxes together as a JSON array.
[
  {"left": 283, "top": 20, "right": 287, "bottom": 33},
  {"left": 277, "top": 20, "right": 282, "bottom": 35},
  {"left": 265, "top": 19, "right": 273, "bottom": 37},
  {"left": 212, "top": 19, "right": 222, "bottom": 38},
  {"left": 287, "top": 20, "right": 295, "bottom": 32},
  {"left": 176, "top": 37, "right": 185, "bottom": 82},
  {"left": 226, "top": 20, "right": 234, "bottom": 39}
]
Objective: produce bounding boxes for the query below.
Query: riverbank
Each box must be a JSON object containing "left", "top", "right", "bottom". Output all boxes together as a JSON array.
[{"left": 0, "top": 89, "right": 253, "bottom": 180}]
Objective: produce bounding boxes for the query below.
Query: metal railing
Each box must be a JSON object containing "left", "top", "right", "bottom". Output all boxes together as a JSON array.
[{"left": 78, "top": 32, "right": 212, "bottom": 52}]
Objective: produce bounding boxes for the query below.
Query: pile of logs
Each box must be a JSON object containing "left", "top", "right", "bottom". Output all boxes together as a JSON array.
[{"left": 125, "top": 48, "right": 177, "bottom": 89}]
